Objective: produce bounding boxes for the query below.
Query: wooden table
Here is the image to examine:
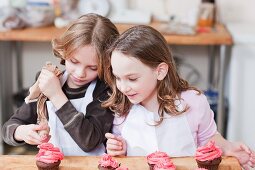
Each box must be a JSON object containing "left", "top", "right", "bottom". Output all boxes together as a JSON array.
[
  {"left": 0, "top": 23, "right": 232, "bottom": 154},
  {"left": 0, "top": 155, "right": 241, "bottom": 170}
]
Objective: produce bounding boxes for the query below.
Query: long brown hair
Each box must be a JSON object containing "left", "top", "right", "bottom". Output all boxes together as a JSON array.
[
  {"left": 102, "top": 25, "right": 200, "bottom": 123},
  {"left": 52, "top": 13, "right": 119, "bottom": 80}
]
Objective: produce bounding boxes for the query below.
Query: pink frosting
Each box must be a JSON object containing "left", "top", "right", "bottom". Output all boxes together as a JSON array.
[
  {"left": 195, "top": 141, "right": 222, "bottom": 161},
  {"left": 195, "top": 168, "right": 208, "bottom": 170},
  {"left": 147, "top": 151, "right": 170, "bottom": 165},
  {"left": 98, "top": 154, "right": 120, "bottom": 168},
  {"left": 36, "top": 143, "right": 64, "bottom": 164},
  {"left": 154, "top": 158, "right": 176, "bottom": 170}
]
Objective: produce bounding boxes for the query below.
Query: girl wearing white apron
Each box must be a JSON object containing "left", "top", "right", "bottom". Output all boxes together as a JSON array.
[
  {"left": 116, "top": 104, "right": 196, "bottom": 156},
  {"left": 103, "top": 25, "right": 255, "bottom": 169},
  {"left": 47, "top": 71, "right": 105, "bottom": 156},
  {"left": 2, "top": 14, "right": 117, "bottom": 157}
]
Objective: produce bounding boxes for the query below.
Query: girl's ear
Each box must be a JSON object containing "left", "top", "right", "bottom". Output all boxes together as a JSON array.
[{"left": 156, "top": 62, "right": 168, "bottom": 80}]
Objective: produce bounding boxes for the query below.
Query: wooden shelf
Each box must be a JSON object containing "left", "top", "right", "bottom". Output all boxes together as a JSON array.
[{"left": 0, "top": 23, "right": 233, "bottom": 45}]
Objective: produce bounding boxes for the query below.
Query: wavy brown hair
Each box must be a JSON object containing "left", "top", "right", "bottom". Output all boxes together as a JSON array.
[
  {"left": 102, "top": 25, "right": 200, "bottom": 123},
  {"left": 52, "top": 13, "right": 119, "bottom": 80}
]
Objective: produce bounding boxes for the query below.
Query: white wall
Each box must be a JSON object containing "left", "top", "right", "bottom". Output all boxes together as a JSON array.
[
  {"left": 216, "top": 0, "right": 255, "bottom": 24},
  {"left": 217, "top": 0, "right": 255, "bottom": 159},
  {"left": 228, "top": 44, "right": 255, "bottom": 150},
  {"left": 21, "top": 42, "right": 64, "bottom": 89}
]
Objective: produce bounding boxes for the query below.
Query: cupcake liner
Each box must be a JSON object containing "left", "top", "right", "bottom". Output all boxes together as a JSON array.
[
  {"left": 196, "top": 157, "right": 222, "bottom": 170},
  {"left": 36, "top": 160, "right": 61, "bottom": 170},
  {"left": 148, "top": 163, "right": 154, "bottom": 170},
  {"left": 98, "top": 164, "right": 118, "bottom": 170}
]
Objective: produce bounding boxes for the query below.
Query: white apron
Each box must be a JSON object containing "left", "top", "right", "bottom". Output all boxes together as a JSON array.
[
  {"left": 121, "top": 104, "right": 196, "bottom": 156},
  {"left": 47, "top": 71, "right": 105, "bottom": 156}
]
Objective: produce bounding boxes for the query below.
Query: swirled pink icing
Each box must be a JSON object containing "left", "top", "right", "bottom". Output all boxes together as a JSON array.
[
  {"left": 154, "top": 158, "right": 176, "bottom": 170},
  {"left": 98, "top": 154, "right": 120, "bottom": 168},
  {"left": 35, "top": 143, "right": 64, "bottom": 164},
  {"left": 147, "top": 151, "right": 170, "bottom": 165},
  {"left": 195, "top": 141, "right": 222, "bottom": 161}
]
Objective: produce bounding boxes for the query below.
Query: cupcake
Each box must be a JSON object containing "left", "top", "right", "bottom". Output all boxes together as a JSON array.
[
  {"left": 98, "top": 154, "right": 120, "bottom": 170},
  {"left": 195, "top": 141, "right": 222, "bottom": 170},
  {"left": 116, "top": 167, "right": 129, "bottom": 170},
  {"left": 154, "top": 158, "right": 176, "bottom": 170},
  {"left": 147, "top": 151, "right": 170, "bottom": 170},
  {"left": 35, "top": 143, "right": 64, "bottom": 170}
]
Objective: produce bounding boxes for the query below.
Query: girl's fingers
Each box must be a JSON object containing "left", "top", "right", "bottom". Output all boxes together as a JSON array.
[
  {"left": 105, "top": 133, "right": 127, "bottom": 156},
  {"left": 105, "top": 133, "right": 116, "bottom": 139},
  {"left": 240, "top": 144, "right": 251, "bottom": 154},
  {"left": 248, "top": 161, "right": 255, "bottom": 168},
  {"left": 251, "top": 151, "right": 255, "bottom": 159},
  {"left": 28, "top": 129, "right": 42, "bottom": 142},
  {"left": 105, "top": 133, "right": 123, "bottom": 145},
  {"left": 107, "top": 150, "right": 118, "bottom": 156},
  {"left": 107, "top": 138, "right": 122, "bottom": 147},
  {"left": 32, "top": 124, "right": 45, "bottom": 131},
  {"left": 242, "top": 166, "right": 249, "bottom": 170},
  {"left": 25, "top": 135, "right": 42, "bottom": 145},
  {"left": 107, "top": 149, "right": 125, "bottom": 157},
  {"left": 107, "top": 143, "right": 122, "bottom": 151}
]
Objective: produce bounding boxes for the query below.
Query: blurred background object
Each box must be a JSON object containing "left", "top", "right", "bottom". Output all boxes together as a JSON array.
[
  {"left": 0, "top": 0, "right": 55, "bottom": 30},
  {"left": 198, "top": 0, "right": 215, "bottom": 27}
]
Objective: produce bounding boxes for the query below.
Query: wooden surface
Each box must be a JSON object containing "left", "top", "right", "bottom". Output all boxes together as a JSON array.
[
  {"left": 0, "top": 23, "right": 232, "bottom": 45},
  {"left": 0, "top": 155, "right": 241, "bottom": 170}
]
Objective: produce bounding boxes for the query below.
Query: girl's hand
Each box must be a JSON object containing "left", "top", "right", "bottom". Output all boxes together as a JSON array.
[
  {"left": 38, "top": 68, "right": 68, "bottom": 109},
  {"left": 224, "top": 142, "right": 255, "bottom": 170},
  {"left": 105, "top": 133, "right": 127, "bottom": 156},
  {"left": 14, "top": 124, "right": 49, "bottom": 145},
  {"left": 38, "top": 68, "right": 62, "bottom": 100}
]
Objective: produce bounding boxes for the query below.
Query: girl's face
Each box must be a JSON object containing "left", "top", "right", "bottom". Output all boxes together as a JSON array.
[
  {"left": 111, "top": 51, "right": 159, "bottom": 108},
  {"left": 65, "top": 45, "right": 98, "bottom": 88}
]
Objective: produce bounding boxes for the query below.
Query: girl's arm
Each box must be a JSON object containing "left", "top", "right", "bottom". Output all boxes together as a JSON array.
[
  {"left": 2, "top": 102, "right": 41, "bottom": 145},
  {"left": 210, "top": 133, "right": 255, "bottom": 169},
  {"left": 55, "top": 80, "right": 114, "bottom": 152},
  {"left": 38, "top": 69, "right": 114, "bottom": 152}
]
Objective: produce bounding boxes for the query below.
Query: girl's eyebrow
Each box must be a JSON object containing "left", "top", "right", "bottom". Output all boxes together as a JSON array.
[
  {"left": 88, "top": 65, "right": 97, "bottom": 67},
  {"left": 113, "top": 72, "right": 138, "bottom": 77}
]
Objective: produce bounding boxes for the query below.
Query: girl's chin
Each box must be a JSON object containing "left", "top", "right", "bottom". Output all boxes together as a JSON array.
[
  {"left": 128, "top": 98, "right": 140, "bottom": 104},
  {"left": 68, "top": 81, "right": 86, "bottom": 88}
]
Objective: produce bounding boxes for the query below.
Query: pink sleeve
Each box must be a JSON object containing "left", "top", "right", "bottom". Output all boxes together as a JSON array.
[{"left": 183, "top": 91, "right": 217, "bottom": 147}]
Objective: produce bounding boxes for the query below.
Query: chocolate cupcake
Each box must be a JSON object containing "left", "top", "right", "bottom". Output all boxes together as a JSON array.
[
  {"left": 98, "top": 154, "right": 120, "bottom": 170},
  {"left": 147, "top": 151, "right": 171, "bottom": 170},
  {"left": 36, "top": 160, "right": 61, "bottom": 170},
  {"left": 153, "top": 158, "right": 176, "bottom": 170},
  {"left": 195, "top": 141, "right": 222, "bottom": 170},
  {"left": 35, "top": 143, "right": 64, "bottom": 170}
]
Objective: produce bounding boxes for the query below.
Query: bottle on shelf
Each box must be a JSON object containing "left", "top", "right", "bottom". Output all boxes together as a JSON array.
[{"left": 198, "top": 0, "right": 215, "bottom": 27}]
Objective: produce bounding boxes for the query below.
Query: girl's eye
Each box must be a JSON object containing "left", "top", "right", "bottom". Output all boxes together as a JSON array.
[
  {"left": 89, "top": 67, "right": 97, "bottom": 71},
  {"left": 129, "top": 78, "right": 137, "bottom": 81},
  {"left": 114, "top": 75, "right": 120, "bottom": 81},
  {"left": 70, "top": 59, "right": 78, "bottom": 64}
]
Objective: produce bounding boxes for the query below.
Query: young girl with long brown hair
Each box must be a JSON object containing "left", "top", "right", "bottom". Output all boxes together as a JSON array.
[{"left": 103, "top": 25, "right": 255, "bottom": 169}]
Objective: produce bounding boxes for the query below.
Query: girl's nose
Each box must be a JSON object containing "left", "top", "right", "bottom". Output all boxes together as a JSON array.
[
  {"left": 76, "top": 67, "right": 86, "bottom": 78},
  {"left": 119, "top": 82, "right": 131, "bottom": 93}
]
